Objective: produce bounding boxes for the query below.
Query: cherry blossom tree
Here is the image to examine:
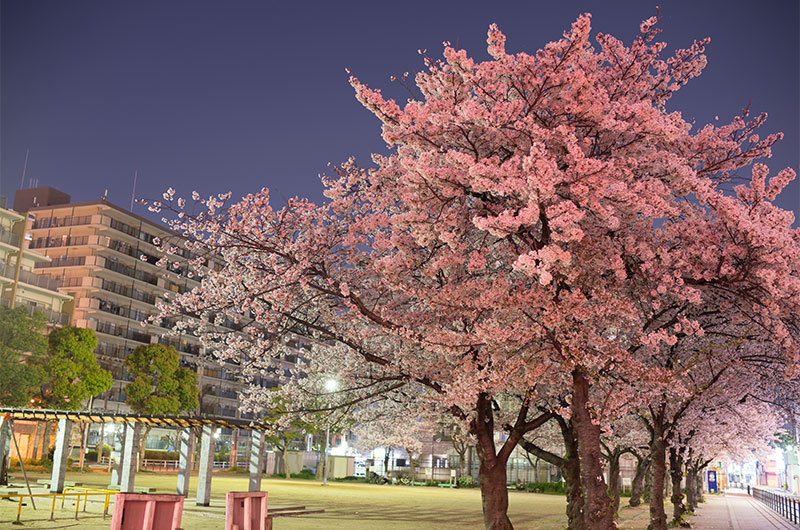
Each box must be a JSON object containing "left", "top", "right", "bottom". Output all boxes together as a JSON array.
[{"left": 151, "top": 12, "right": 798, "bottom": 530}]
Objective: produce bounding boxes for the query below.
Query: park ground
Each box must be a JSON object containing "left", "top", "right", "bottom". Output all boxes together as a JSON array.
[{"left": 0, "top": 468, "right": 662, "bottom": 529}]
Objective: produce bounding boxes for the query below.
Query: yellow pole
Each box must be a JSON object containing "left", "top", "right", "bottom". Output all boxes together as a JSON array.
[
  {"left": 16, "top": 495, "right": 22, "bottom": 523},
  {"left": 83, "top": 490, "right": 88, "bottom": 511},
  {"left": 50, "top": 494, "right": 56, "bottom": 521},
  {"left": 74, "top": 493, "right": 79, "bottom": 519},
  {"left": 103, "top": 492, "right": 111, "bottom": 516}
]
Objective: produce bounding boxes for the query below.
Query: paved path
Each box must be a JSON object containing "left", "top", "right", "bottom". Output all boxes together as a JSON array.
[{"left": 691, "top": 492, "right": 797, "bottom": 530}]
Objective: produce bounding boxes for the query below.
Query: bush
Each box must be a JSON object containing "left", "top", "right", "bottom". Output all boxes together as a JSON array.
[
  {"left": 524, "top": 481, "right": 565, "bottom": 494},
  {"left": 457, "top": 475, "right": 476, "bottom": 488},
  {"left": 143, "top": 450, "right": 179, "bottom": 460},
  {"left": 291, "top": 469, "right": 316, "bottom": 480},
  {"left": 424, "top": 479, "right": 441, "bottom": 487}
]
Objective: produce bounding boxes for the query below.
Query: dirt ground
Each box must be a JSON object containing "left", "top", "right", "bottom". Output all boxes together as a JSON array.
[{"left": 0, "top": 468, "right": 657, "bottom": 529}]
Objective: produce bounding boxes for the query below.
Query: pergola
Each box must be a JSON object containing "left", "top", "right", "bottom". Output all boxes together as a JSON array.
[{"left": 0, "top": 408, "right": 270, "bottom": 505}]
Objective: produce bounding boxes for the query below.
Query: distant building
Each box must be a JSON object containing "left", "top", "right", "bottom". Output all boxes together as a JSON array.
[{"left": 0, "top": 197, "right": 72, "bottom": 324}]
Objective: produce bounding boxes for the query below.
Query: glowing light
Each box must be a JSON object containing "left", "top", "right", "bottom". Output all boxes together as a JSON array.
[{"left": 325, "top": 379, "right": 338, "bottom": 392}]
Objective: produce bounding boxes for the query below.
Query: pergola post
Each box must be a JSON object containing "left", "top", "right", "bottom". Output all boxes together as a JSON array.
[
  {"left": 0, "top": 416, "right": 11, "bottom": 486},
  {"left": 196, "top": 425, "right": 216, "bottom": 506},
  {"left": 120, "top": 423, "right": 141, "bottom": 492},
  {"left": 177, "top": 427, "right": 193, "bottom": 497},
  {"left": 50, "top": 418, "right": 73, "bottom": 493},
  {"left": 248, "top": 431, "right": 265, "bottom": 492},
  {"left": 110, "top": 423, "right": 127, "bottom": 486}
]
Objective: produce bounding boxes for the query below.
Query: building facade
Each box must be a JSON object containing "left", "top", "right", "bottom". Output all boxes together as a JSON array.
[{"left": 0, "top": 198, "right": 72, "bottom": 324}]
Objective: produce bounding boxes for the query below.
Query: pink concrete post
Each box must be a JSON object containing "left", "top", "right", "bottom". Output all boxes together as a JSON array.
[{"left": 225, "top": 491, "right": 268, "bottom": 530}]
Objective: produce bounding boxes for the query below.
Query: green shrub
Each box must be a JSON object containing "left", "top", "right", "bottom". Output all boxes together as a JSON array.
[
  {"left": 457, "top": 475, "right": 476, "bottom": 488},
  {"left": 143, "top": 450, "right": 179, "bottom": 460},
  {"left": 524, "top": 481, "right": 565, "bottom": 494},
  {"left": 290, "top": 469, "right": 316, "bottom": 479},
  {"left": 424, "top": 479, "right": 441, "bottom": 487}
]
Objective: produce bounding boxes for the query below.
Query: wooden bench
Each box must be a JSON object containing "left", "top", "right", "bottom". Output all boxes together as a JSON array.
[{"left": 264, "top": 506, "right": 325, "bottom": 530}]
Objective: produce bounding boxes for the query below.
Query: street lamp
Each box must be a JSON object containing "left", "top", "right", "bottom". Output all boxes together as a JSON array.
[{"left": 322, "top": 378, "right": 338, "bottom": 486}]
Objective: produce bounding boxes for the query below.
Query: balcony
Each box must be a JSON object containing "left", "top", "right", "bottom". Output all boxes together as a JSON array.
[
  {"left": 100, "top": 278, "right": 157, "bottom": 305},
  {"left": 34, "top": 255, "right": 87, "bottom": 269},
  {"left": 0, "top": 230, "right": 20, "bottom": 247},
  {"left": 0, "top": 261, "right": 61, "bottom": 292},
  {"left": 103, "top": 259, "right": 158, "bottom": 285},
  {"left": 0, "top": 297, "right": 69, "bottom": 325},
  {"left": 94, "top": 320, "right": 152, "bottom": 344},
  {"left": 32, "top": 214, "right": 103, "bottom": 230}
]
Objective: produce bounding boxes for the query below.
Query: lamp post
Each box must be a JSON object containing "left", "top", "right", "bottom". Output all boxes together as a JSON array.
[{"left": 322, "top": 378, "right": 338, "bottom": 486}]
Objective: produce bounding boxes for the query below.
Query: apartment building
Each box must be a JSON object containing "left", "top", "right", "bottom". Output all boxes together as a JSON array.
[
  {"left": 13, "top": 187, "right": 254, "bottom": 421},
  {"left": 0, "top": 196, "right": 72, "bottom": 323}
]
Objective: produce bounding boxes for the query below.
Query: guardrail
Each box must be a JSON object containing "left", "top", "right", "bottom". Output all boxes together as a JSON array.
[
  {"left": 751, "top": 486, "right": 800, "bottom": 525},
  {"left": 0, "top": 489, "right": 115, "bottom": 525}
]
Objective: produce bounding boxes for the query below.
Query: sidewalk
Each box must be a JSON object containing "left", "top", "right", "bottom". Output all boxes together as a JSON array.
[{"left": 691, "top": 491, "right": 797, "bottom": 530}]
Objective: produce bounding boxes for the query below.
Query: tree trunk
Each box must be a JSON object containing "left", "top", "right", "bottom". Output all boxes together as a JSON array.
[
  {"left": 649, "top": 428, "right": 668, "bottom": 530},
  {"left": 562, "top": 446, "right": 585, "bottom": 530},
  {"left": 629, "top": 455, "right": 649, "bottom": 507},
  {"left": 571, "top": 368, "right": 613, "bottom": 529},
  {"left": 384, "top": 450, "right": 390, "bottom": 479},
  {"left": 315, "top": 447, "right": 324, "bottom": 480},
  {"left": 685, "top": 466, "right": 696, "bottom": 513},
  {"left": 695, "top": 469, "right": 705, "bottom": 504},
  {"left": 282, "top": 447, "right": 290, "bottom": 479},
  {"left": 518, "top": 420, "right": 584, "bottom": 530},
  {"left": 472, "top": 393, "right": 513, "bottom": 530},
  {"left": 477, "top": 447, "right": 513, "bottom": 529},
  {"left": 669, "top": 447, "right": 686, "bottom": 525},
  {"left": 40, "top": 421, "right": 52, "bottom": 461},
  {"left": 138, "top": 425, "right": 152, "bottom": 471},
  {"left": 408, "top": 454, "right": 417, "bottom": 483},
  {"left": 608, "top": 450, "right": 621, "bottom": 520},
  {"left": 30, "top": 422, "right": 41, "bottom": 462}
]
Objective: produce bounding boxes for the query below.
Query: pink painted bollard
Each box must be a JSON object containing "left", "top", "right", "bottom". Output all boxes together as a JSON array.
[
  {"left": 110, "top": 493, "right": 184, "bottom": 530},
  {"left": 225, "top": 491, "right": 268, "bottom": 530}
]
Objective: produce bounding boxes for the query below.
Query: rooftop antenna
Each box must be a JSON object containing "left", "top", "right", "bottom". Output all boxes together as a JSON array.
[
  {"left": 20, "top": 149, "right": 29, "bottom": 189},
  {"left": 130, "top": 170, "right": 138, "bottom": 211},
  {"left": 102, "top": 189, "right": 108, "bottom": 201}
]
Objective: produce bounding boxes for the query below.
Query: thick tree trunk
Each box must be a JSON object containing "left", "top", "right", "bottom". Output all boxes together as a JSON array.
[
  {"left": 669, "top": 447, "right": 686, "bottom": 525},
  {"left": 629, "top": 455, "right": 649, "bottom": 507},
  {"left": 649, "top": 431, "right": 668, "bottom": 530},
  {"left": 138, "top": 425, "right": 152, "bottom": 471},
  {"left": 477, "top": 445, "right": 512, "bottom": 529},
  {"left": 608, "top": 450, "right": 621, "bottom": 519},
  {"left": 384, "top": 450, "right": 390, "bottom": 479},
  {"left": 30, "top": 422, "right": 41, "bottom": 462},
  {"left": 643, "top": 458, "right": 653, "bottom": 503},
  {"left": 571, "top": 368, "right": 613, "bottom": 529},
  {"left": 315, "top": 448, "right": 324, "bottom": 480},
  {"left": 472, "top": 393, "right": 513, "bottom": 530}
]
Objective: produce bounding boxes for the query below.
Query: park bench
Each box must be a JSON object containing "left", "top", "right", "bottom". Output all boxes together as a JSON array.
[
  {"left": 263, "top": 505, "right": 325, "bottom": 530},
  {"left": 437, "top": 483, "right": 456, "bottom": 488}
]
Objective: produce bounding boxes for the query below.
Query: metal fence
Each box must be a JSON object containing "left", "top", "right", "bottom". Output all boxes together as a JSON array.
[{"left": 751, "top": 486, "right": 800, "bottom": 525}]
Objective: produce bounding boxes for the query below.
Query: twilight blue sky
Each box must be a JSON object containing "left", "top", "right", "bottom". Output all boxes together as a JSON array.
[{"left": 1, "top": 0, "right": 798, "bottom": 221}]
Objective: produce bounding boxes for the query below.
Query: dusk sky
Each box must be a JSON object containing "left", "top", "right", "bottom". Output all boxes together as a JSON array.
[{"left": 2, "top": 0, "right": 798, "bottom": 222}]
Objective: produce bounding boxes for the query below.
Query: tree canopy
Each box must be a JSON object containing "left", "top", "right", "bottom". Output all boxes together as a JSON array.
[
  {"left": 41, "top": 326, "right": 112, "bottom": 410},
  {"left": 124, "top": 344, "right": 198, "bottom": 415},
  {"left": 0, "top": 305, "right": 47, "bottom": 407},
  {"left": 152, "top": 13, "right": 798, "bottom": 530}
]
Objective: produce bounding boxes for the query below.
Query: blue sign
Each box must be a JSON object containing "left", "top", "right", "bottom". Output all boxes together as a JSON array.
[{"left": 708, "top": 470, "right": 718, "bottom": 493}]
